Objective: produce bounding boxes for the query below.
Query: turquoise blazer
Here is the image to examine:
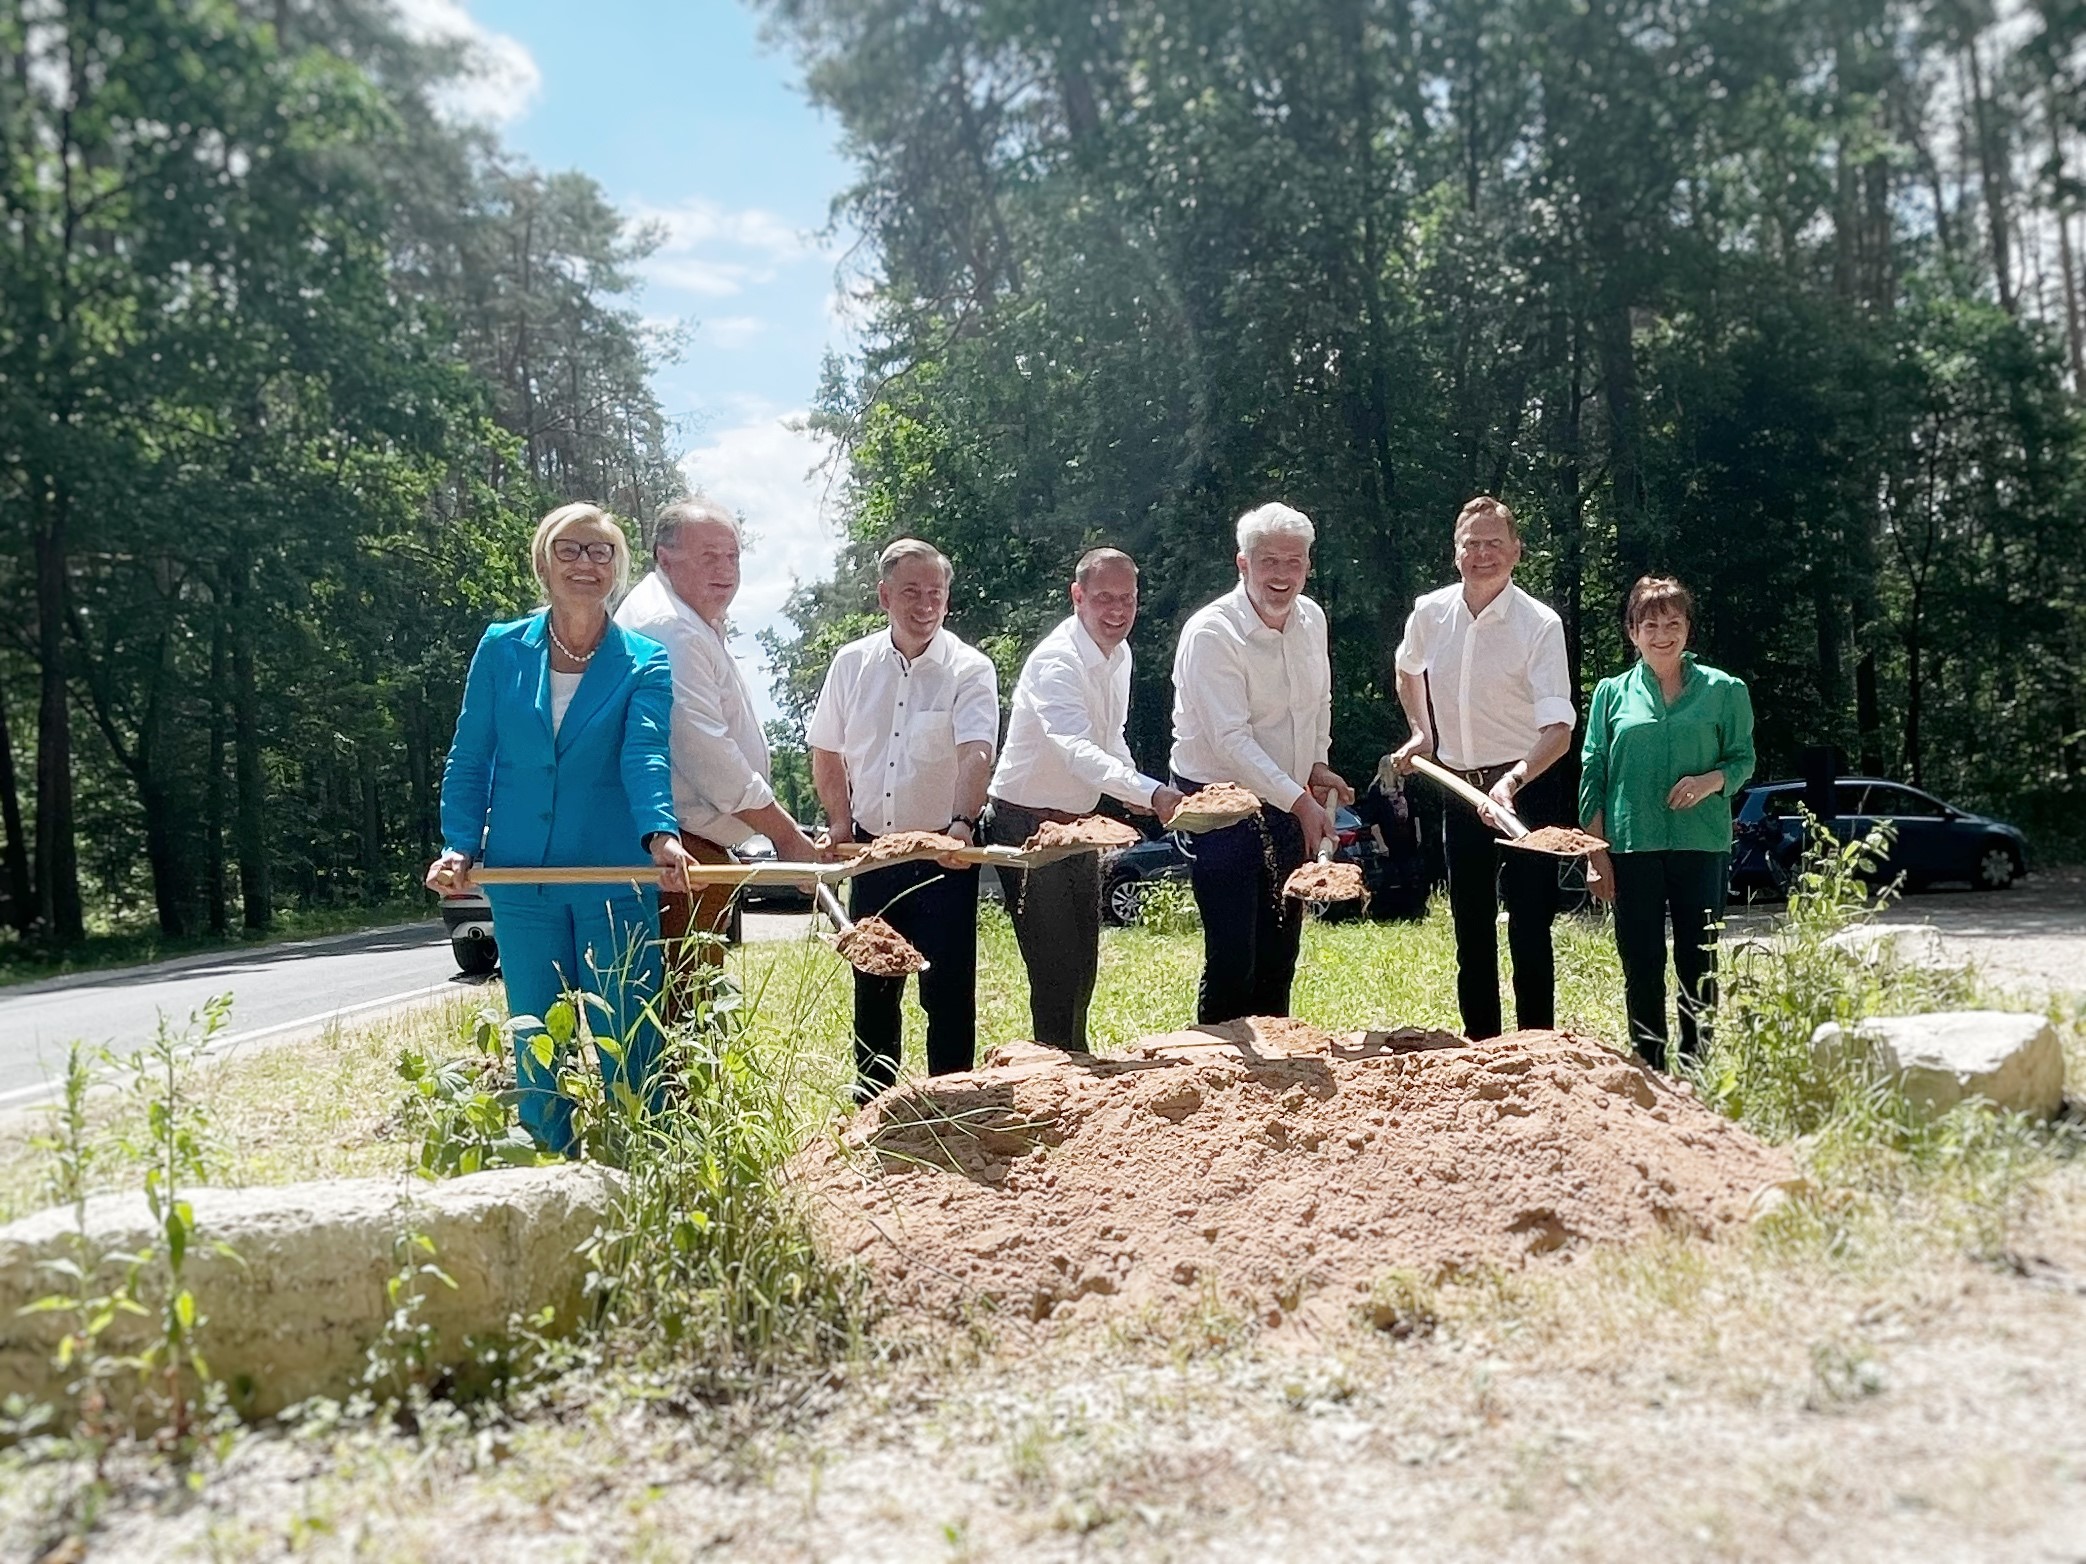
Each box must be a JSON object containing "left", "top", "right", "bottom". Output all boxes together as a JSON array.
[{"left": 440, "top": 611, "right": 680, "bottom": 869}]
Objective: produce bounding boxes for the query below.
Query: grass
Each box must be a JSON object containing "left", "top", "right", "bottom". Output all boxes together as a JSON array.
[
  {"left": 5, "top": 885, "right": 2084, "bottom": 1560},
  {"left": 0, "top": 898, "right": 436, "bottom": 990}
]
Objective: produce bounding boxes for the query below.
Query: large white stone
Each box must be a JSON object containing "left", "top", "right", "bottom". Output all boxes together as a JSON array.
[
  {"left": 0, "top": 1164, "right": 619, "bottom": 1421},
  {"left": 1810, "top": 1011, "right": 2068, "bottom": 1120}
]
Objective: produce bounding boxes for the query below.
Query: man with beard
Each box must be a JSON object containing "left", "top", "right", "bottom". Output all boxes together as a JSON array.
[{"left": 1170, "top": 504, "right": 1351, "bottom": 1024}]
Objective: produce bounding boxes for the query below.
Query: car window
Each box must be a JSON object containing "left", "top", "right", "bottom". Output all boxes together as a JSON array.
[
  {"left": 1759, "top": 789, "right": 1807, "bottom": 819},
  {"left": 1834, "top": 784, "right": 1872, "bottom": 815},
  {"left": 1864, "top": 786, "right": 1944, "bottom": 818}
]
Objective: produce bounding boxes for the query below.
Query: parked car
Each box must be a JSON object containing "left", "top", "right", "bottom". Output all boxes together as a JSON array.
[
  {"left": 438, "top": 887, "right": 498, "bottom": 976},
  {"left": 1101, "top": 804, "right": 1430, "bottom": 926},
  {"left": 1729, "top": 778, "right": 2029, "bottom": 896},
  {"left": 733, "top": 831, "right": 815, "bottom": 911}
]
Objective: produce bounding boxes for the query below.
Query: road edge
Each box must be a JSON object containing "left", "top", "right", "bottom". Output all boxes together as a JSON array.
[{"left": 1, "top": 918, "right": 446, "bottom": 999}]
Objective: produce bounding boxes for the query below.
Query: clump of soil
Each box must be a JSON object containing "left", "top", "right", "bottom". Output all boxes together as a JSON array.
[
  {"left": 1509, "top": 826, "right": 1609, "bottom": 855},
  {"left": 1282, "top": 859, "right": 1367, "bottom": 902},
  {"left": 1023, "top": 816, "right": 1141, "bottom": 852},
  {"left": 794, "top": 1020, "right": 1795, "bottom": 1327},
  {"left": 1171, "top": 782, "right": 1263, "bottom": 831},
  {"left": 844, "top": 830, "right": 967, "bottom": 867},
  {"left": 833, "top": 916, "right": 928, "bottom": 976}
]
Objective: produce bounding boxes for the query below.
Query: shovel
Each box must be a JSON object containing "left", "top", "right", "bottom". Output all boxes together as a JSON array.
[
  {"left": 1281, "top": 837, "right": 1367, "bottom": 903},
  {"left": 814, "top": 881, "right": 930, "bottom": 975},
  {"left": 1408, "top": 755, "right": 1608, "bottom": 870}
]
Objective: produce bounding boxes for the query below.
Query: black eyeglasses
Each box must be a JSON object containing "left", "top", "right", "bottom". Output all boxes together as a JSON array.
[{"left": 551, "top": 540, "right": 617, "bottom": 564}]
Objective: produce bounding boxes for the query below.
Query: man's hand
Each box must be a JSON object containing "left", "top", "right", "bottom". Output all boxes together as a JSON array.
[
  {"left": 937, "top": 818, "right": 976, "bottom": 870},
  {"left": 649, "top": 832, "right": 697, "bottom": 895},
  {"left": 1289, "top": 791, "right": 1336, "bottom": 855},
  {"left": 1667, "top": 771, "right": 1724, "bottom": 811},
  {"left": 1388, "top": 732, "right": 1433, "bottom": 776},
  {"left": 1308, "top": 762, "right": 1354, "bottom": 808},
  {"left": 424, "top": 850, "right": 475, "bottom": 895},
  {"left": 770, "top": 819, "right": 822, "bottom": 863},
  {"left": 1150, "top": 784, "right": 1185, "bottom": 825},
  {"left": 1482, "top": 767, "right": 1527, "bottom": 832}
]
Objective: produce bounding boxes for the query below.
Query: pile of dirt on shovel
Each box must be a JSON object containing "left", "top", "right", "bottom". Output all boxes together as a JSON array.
[{"left": 791, "top": 1019, "right": 1796, "bottom": 1328}]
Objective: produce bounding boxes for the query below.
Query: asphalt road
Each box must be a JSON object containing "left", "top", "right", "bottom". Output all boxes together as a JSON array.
[
  {"left": 0, "top": 921, "right": 472, "bottom": 1109},
  {"left": 0, "top": 911, "right": 822, "bottom": 1112}
]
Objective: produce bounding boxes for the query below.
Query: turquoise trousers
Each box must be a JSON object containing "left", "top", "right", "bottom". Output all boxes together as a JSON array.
[{"left": 486, "top": 885, "right": 663, "bottom": 1154}]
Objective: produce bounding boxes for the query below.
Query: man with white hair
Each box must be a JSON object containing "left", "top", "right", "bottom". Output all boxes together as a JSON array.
[
  {"left": 986, "top": 547, "right": 1183, "bottom": 1052},
  {"left": 617, "top": 498, "right": 820, "bottom": 1006},
  {"left": 1171, "top": 503, "right": 1351, "bottom": 1023}
]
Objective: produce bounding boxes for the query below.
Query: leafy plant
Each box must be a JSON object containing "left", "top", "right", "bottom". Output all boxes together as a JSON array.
[{"left": 396, "top": 1004, "right": 551, "bottom": 1177}]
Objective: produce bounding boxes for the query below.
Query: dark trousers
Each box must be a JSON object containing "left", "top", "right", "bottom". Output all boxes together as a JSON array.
[
  {"left": 985, "top": 798, "right": 1102, "bottom": 1051},
  {"left": 1176, "top": 774, "right": 1306, "bottom": 1025},
  {"left": 1610, "top": 849, "right": 1728, "bottom": 1071},
  {"left": 1442, "top": 763, "right": 1560, "bottom": 1039},
  {"left": 846, "top": 843, "right": 979, "bottom": 1096},
  {"left": 657, "top": 831, "right": 735, "bottom": 1022}
]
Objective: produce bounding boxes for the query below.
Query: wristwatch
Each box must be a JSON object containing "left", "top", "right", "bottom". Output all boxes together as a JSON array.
[{"left": 949, "top": 815, "right": 978, "bottom": 834}]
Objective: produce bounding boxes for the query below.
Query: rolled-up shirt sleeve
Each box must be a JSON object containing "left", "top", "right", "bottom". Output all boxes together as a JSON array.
[
  {"left": 1180, "top": 623, "right": 1306, "bottom": 810},
  {"left": 1527, "top": 618, "right": 1576, "bottom": 732},
  {"left": 953, "top": 655, "right": 1001, "bottom": 752},
  {"left": 664, "top": 631, "right": 774, "bottom": 817},
  {"left": 1031, "top": 652, "right": 1159, "bottom": 806}
]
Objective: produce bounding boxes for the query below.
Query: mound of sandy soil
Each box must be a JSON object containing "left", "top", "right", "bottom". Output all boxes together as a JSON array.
[
  {"left": 793, "top": 1019, "right": 1795, "bottom": 1327},
  {"left": 834, "top": 916, "right": 927, "bottom": 976},
  {"left": 842, "top": 830, "right": 966, "bottom": 866},
  {"left": 1282, "top": 860, "right": 1367, "bottom": 902}
]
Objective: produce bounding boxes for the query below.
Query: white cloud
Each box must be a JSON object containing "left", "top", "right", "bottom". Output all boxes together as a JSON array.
[
  {"left": 679, "top": 410, "right": 848, "bottom": 721},
  {"left": 630, "top": 196, "right": 826, "bottom": 300},
  {"left": 702, "top": 315, "right": 768, "bottom": 350},
  {"left": 388, "top": 0, "right": 542, "bottom": 125}
]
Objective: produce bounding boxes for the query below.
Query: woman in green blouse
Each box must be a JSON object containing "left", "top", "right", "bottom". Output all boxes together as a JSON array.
[{"left": 1580, "top": 576, "right": 1756, "bottom": 1071}]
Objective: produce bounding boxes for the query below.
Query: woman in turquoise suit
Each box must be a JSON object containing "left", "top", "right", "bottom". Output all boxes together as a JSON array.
[
  {"left": 1580, "top": 575, "right": 1756, "bottom": 1073},
  {"left": 425, "top": 503, "right": 695, "bottom": 1154}
]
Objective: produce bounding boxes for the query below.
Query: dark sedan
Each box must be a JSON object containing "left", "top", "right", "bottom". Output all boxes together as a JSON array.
[
  {"left": 1730, "top": 778, "right": 2029, "bottom": 896},
  {"left": 1101, "top": 803, "right": 1429, "bottom": 926}
]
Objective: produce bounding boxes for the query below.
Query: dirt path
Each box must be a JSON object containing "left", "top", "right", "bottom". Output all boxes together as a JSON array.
[{"left": 1852, "top": 865, "right": 2086, "bottom": 1001}]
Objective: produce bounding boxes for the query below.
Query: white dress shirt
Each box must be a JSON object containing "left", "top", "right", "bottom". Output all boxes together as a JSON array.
[
  {"left": 807, "top": 627, "right": 1001, "bottom": 836},
  {"left": 991, "top": 615, "right": 1164, "bottom": 813},
  {"left": 1169, "top": 582, "right": 1332, "bottom": 810},
  {"left": 1394, "top": 581, "right": 1575, "bottom": 771},
  {"left": 614, "top": 570, "right": 773, "bottom": 847}
]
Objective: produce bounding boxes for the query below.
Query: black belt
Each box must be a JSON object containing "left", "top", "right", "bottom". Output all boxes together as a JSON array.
[{"left": 986, "top": 797, "right": 1083, "bottom": 826}]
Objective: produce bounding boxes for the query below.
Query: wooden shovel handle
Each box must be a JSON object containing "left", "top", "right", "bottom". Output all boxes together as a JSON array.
[{"left": 1409, "top": 755, "right": 1531, "bottom": 840}]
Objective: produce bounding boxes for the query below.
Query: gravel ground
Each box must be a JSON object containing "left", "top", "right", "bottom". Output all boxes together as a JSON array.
[{"left": 1833, "top": 865, "right": 2086, "bottom": 1002}]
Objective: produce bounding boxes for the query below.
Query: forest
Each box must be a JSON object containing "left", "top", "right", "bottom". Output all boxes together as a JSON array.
[
  {"left": 759, "top": 0, "right": 2086, "bottom": 857},
  {"left": 7, "top": 0, "right": 2086, "bottom": 948}
]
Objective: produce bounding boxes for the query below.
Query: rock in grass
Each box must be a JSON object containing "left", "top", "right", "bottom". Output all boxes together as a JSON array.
[
  {"left": 0, "top": 1163, "right": 618, "bottom": 1425},
  {"left": 1811, "top": 1011, "right": 2067, "bottom": 1120}
]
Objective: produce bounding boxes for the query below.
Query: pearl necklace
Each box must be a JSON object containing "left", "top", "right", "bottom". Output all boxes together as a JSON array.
[{"left": 548, "top": 618, "right": 602, "bottom": 664}]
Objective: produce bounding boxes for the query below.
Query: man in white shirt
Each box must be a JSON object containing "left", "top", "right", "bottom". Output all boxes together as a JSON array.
[
  {"left": 809, "top": 538, "right": 1000, "bottom": 1096},
  {"left": 1391, "top": 495, "right": 1576, "bottom": 1039},
  {"left": 985, "top": 548, "right": 1184, "bottom": 1052},
  {"left": 1170, "top": 503, "right": 1352, "bottom": 1024},
  {"left": 616, "top": 500, "right": 821, "bottom": 1011}
]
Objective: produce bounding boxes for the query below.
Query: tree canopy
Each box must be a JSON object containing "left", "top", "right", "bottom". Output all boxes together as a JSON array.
[{"left": 757, "top": 0, "right": 2086, "bottom": 854}]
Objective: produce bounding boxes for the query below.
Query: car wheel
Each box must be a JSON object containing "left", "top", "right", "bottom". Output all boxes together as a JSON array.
[
  {"left": 1104, "top": 874, "right": 1144, "bottom": 927},
  {"left": 1974, "top": 843, "right": 2019, "bottom": 890},
  {"left": 452, "top": 935, "right": 498, "bottom": 977}
]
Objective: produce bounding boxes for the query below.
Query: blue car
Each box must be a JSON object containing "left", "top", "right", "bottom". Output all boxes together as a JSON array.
[{"left": 1730, "top": 778, "right": 2029, "bottom": 896}]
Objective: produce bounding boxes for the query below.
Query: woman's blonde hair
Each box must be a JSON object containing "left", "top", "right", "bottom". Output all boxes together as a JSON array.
[{"left": 530, "top": 502, "right": 633, "bottom": 598}]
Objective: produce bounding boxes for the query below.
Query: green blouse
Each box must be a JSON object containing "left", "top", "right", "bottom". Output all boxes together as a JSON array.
[{"left": 1578, "top": 655, "right": 1756, "bottom": 854}]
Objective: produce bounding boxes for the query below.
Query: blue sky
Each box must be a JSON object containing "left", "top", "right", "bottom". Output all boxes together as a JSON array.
[{"left": 410, "top": 0, "right": 856, "bottom": 717}]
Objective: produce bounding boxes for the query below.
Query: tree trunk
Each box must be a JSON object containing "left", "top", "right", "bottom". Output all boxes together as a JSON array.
[
  {"left": 231, "top": 591, "right": 272, "bottom": 931},
  {"left": 33, "top": 497, "right": 83, "bottom": 942},
  {"left": 0, "top": 684, "right": 32, "bottom": 933},
  {"left": 206, "top": 611, "right": 229, "bottom": 936}
]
